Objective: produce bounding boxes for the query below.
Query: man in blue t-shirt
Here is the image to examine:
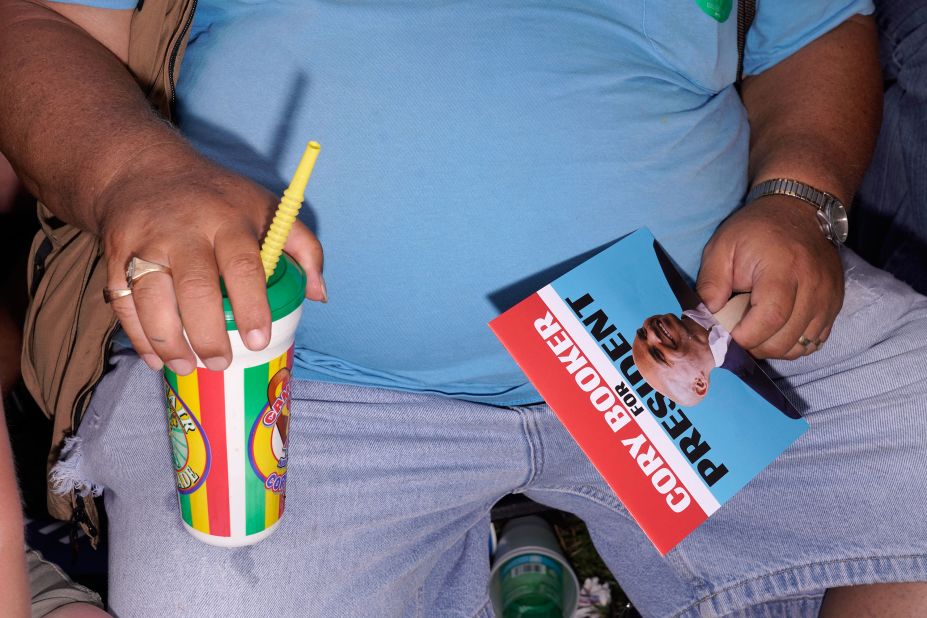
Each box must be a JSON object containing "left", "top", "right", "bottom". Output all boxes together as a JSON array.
[{"left": 2, "top": 1, "right": 926, "bottom": 616}]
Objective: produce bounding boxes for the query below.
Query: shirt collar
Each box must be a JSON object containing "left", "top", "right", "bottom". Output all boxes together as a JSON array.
[{"left": 682, "top": 303, "right": 731, "bottom": 368}]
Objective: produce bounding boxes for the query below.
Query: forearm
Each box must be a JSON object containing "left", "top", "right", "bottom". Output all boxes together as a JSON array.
[
  {"left": 0, "top": 1, "right": 194, "bottom": 233},
  {"left": 742, "top": 14, "right": 882, "bottom": 205}
]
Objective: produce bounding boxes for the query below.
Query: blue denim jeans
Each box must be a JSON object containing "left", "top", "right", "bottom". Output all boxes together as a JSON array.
[
  {"left": 850, "top": 0, "right": 927, "bottom": 294},
  {"left": 72, "top": 250, "right": 927, "bottom": 617}
]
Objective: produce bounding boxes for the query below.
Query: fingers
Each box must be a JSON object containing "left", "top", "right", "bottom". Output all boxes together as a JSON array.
[
  {"left": 696, "top": 240, "right": 734, "bottom": 313},
  {"left": 731, "top": 269, "right": 797, "bottom": 354},
  {"left": 764, "top": 294, "right": 820, "bottom": 360},
  {"left": 285, "top": 220, "right": 326, "bottom": 302},
  {"left": 815, "top": 325, "right": 833, "bottom": 350},
  {"left": 804, "top": 299, "right": 839, "bottom": 354},
  {"left": 108, "top": 245, "right": 227, "bottom": 375},
  {"left": 107, "top": 258, "right": 163, "bottom": 371},
  {"left": 733, "top": 274, "right": 841, "bottom": 360},
  {"left": 794, "top": 300, "right": 839, "bottom": 358},
  {"left": 128, "top": 255, "right": 197, "bottom": 375},
  {"left": 215, "top": 225, "right": 271, "bottom": 352},
  {"left": 171, "top": 244, "right": 232, "bottom": 371},
  {"left": 105, "top": 221, "right": 326, "bottom": 374}
]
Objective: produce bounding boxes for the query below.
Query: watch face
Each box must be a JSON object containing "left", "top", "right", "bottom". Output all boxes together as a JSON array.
[{"left": 825, "top": 202, "right": 849, "bottom": 244}]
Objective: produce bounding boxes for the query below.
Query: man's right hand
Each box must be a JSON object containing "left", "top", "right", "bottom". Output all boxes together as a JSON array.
[
  {"left": 99, "top": 145, "right": 325, "bottom": 374},
  {"left": 0, "top": 1, "right": 325, "bottom": 375}
]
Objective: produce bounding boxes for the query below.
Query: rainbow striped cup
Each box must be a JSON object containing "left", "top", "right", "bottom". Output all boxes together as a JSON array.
[{"left": 164, "top": 254, "right": 306, "bottom": 547}]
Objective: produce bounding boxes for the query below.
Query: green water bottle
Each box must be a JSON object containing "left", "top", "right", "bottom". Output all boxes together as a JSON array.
[{"left": 500, "top": 554, "right": 564, "bottom": 618}]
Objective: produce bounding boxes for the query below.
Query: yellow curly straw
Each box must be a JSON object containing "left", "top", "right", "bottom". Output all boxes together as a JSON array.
[{"left": 260, "top": 141, "right": 321, "bottom": 280}]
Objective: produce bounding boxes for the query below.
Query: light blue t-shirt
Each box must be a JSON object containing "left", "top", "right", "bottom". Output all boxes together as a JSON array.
[{"left": 70, "top": 0, "right": 871, "bottom": 404}]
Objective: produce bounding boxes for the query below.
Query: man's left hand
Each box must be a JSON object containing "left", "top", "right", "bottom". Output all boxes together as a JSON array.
[{"left": 696, "top": 195, "right": 844, "bottom": 360}]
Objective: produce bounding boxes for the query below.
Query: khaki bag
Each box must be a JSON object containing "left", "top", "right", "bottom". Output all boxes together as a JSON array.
[{"left": 20, "top": 0, "right": 195, "bottom": 543}]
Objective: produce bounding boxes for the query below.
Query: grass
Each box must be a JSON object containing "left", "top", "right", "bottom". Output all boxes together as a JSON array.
[{"left": 547, "top": 511, "right": 636, "bottom": 618}]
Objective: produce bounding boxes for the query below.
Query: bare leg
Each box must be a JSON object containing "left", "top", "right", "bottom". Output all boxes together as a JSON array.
[{"left": 820, "top": 582, "right": 927, "bottom": 618}]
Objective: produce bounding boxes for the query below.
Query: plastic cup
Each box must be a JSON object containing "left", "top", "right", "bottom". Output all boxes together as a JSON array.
[
  {"left": 489, "top": 516, "right": 580, "bottom": 618},
  {"left": 163, "top": 254, "right": 306, "bottom": 547}
]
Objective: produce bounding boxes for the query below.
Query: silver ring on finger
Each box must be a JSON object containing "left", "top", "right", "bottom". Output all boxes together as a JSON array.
[
  {"left": 126, "top": 257, "right": 172, "bottom": 287},
  {"left": 103, "top": 287, "right": 133, "bottom": 304},
  {"left": 797, "top": 335, "right": 813, "bottom": 348}
]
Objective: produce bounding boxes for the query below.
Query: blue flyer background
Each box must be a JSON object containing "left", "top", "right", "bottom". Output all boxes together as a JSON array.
[{"left": 549, "top": 228, "right": 808, "bottom": 504}]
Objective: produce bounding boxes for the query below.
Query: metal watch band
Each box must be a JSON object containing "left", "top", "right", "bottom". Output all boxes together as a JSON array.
[{"left": 745, "top": 178, "right": 849, "bottom": 246}]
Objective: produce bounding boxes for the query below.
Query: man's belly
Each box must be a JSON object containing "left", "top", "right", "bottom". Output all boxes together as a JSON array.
[{"left": 175, "top": 1, "right": 749, "bottom": 401}]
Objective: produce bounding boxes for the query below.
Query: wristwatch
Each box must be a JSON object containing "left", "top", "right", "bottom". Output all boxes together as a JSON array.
[{"left": 745, "top": 178, "right": 849, "bottom": 246}]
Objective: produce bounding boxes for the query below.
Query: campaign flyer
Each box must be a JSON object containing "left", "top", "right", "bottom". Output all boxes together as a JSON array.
[{"left": 489, "top": 228, "right": 808, "bottom": 555}]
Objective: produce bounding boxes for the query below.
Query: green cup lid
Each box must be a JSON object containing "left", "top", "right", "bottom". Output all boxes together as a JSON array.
[{"left": 220, "top": 254, "right": 307, "bottom": 331}]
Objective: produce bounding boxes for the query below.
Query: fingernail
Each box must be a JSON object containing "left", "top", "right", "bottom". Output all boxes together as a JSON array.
[
  {"left": 142, "top": 354, "right": 163, "bottom": 371},
  {"left": 319, "top": 274, "right": 328, "bottom": 303},
  {"left": 203, "top": 356, "right": 229, "bottom": 372},
  {"left": 245, "top": 329, "right": 268, "bottom": 350},
  {"left": 167, "top": 358, "right": 195, "bottom": 375}
]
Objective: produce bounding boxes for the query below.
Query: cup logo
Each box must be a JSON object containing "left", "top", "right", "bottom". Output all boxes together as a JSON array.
[
  {"left": 249, "top": 367, "right": 291, "bottom": 494},
  {"left": 165, "top": 379, "right": 211, "bottom": 494}
]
